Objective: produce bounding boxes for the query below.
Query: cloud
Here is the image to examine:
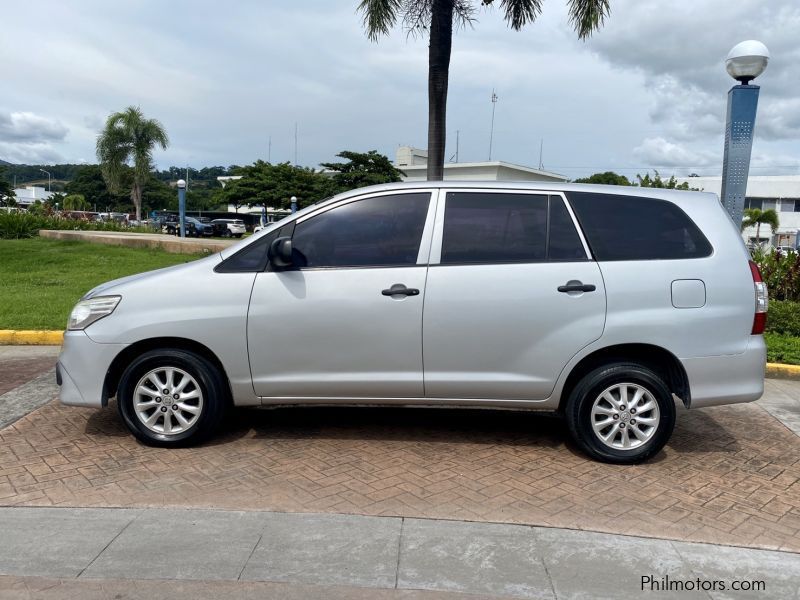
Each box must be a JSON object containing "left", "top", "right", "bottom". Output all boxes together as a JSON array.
[
  {"left": 0, "top": 142, "right": 64, "bottom": 165},
  {"left": 0, "top": 111, "right": 68, "bottom": 164},
  {"left": 633, "top": 137, "right": 717, "bottom": 169},
  {"left": 0, "top": 112, "right": 68, "bottom": 143}
]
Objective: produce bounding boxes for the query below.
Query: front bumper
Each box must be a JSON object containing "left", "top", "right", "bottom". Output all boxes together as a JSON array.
[
  {"left": 681, "top": 336, "right": 767, "bottom": 409},
  {"left": 57, "top": 330, "right": 129, "bottom": 408}
]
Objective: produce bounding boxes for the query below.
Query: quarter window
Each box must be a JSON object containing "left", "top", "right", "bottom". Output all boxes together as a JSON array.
[
  {"left": 290, "top": 193, "right": 430, "bottom": 268},
  {"left": 567, "top": 192, "right": 712, "bottom": 261},
  {"left": 441, "top": 192, "right": 586, "bottom": 264}
]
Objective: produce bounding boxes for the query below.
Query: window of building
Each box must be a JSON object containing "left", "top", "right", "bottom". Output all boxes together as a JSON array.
[
  {"left": 744, "top": 198, "right": 763, "bottom": 210},
  {"left": 290, "top": 193, "right": 430, "bottom": 268},
  {"left": 567, "top": 192, "right": 712, "bottom": 261}
]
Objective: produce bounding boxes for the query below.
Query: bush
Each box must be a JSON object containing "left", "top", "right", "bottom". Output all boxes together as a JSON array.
[
  {"left": 751, "top": 247, "right": 800, "bottom": 301},
  {"left": 764, "top": 333, "right": 800, "bottom": 365},
  {"left": 765, "top": 300, "right": 800, "bottom": 336},
  {"left": 0, "top": 212, "right": 154, "bottom": 239}
]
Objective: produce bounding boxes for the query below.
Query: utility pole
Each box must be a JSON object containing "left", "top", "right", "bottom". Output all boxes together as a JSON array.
[
  {"left": 268, "top": 136, "right": 272, "bottom": 163},
  {"left": 294, "top": 123, "right": 298, "bottom": 166},
  {"left": 488, "top": 90, "right": 498, "bottom": 161},
  {"left": 538, "top": 138, "right": 544, "bottom": 170}
]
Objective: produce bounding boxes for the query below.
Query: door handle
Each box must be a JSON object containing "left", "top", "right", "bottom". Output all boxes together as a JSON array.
[
  {"left": 382, "top": 284, "right": 420, "bottom": 297},
  {"left": 558, "top": 282, "right": 596, "bottom": 293}
]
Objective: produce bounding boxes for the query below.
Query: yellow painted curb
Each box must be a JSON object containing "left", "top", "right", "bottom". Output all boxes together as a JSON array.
[
  {"left": 765, "top": 362, "right": 800, "bottom": 380},
  {"left": 0, "top": 330, "right": 64, "bottom": 345}
]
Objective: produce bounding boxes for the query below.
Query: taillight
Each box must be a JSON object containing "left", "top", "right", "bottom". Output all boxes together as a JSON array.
[{"left": 749, "top": 260, "right": 768, "bottom": 334}]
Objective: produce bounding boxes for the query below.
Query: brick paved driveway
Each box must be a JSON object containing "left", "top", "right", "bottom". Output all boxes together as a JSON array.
[{"left": 2, "top": 391, "right": 799, "bottom": 553}]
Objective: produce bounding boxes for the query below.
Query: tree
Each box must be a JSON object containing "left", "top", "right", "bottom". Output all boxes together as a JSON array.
[
  {"left": 636, "top": 171, "right": 691, "bottom": 190},
  {"left": 742, "top": 208, "right": 779, "bottom": 246},
  {"left": 96, "top": 106, "right": 169, "bottom": 221},
  {"left": 219, "top": 161, "right": 338, "bottom": 212},
  {"left": 66, "top": 164, "right": 126, "bottom": 209},
  {"left": 0, "top": 166, "right": 15, "bottom": 206},
  {"left": 358, "top": 0, "right": 609, "bottom": 181},
  {"left": 63, "top": 194, "right": 89, "bottom": 211},
  {"left": 321, "top": 150, "right": 405, "bottom": 189},
  {"left": 574, "top": 171, "right": 631, "bottom": 186}
]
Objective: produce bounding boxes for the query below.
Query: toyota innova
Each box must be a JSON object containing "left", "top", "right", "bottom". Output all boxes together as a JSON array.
[{"left": 57, "top": 182, "right": 767, "bottom": 463}]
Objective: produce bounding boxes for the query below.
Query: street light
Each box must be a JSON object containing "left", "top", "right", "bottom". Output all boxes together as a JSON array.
[
  {"left": 720, "top": 40, "right": 770, "bottom": 229},
  {"left": 177, "top": 179, "right": 187, "bottom": 238},
  {"left": 39, "top": 169, "right": 51, "bottom": 192}
]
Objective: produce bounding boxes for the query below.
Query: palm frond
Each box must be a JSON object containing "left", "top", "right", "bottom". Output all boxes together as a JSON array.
[
  {"left": 358, "top": 0, "right": 403, "bottom": 41},
  {"left": 567, "top": 0, "right": 610, "bottom": 39},
  {"left": 481, "top": 0, "right": 541, "bottom": 30}
]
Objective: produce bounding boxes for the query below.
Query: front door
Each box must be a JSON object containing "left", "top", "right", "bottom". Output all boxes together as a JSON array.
[
  {"left": 423, "top": 190, "right": 606, "bottom": 400},
  {"left": 247, "top": 191, "right": 434, "bottom": 399}
]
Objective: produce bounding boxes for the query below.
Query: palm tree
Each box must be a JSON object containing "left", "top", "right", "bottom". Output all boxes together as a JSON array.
[
  {"left": 96, "top": 106, "right": 169, "bottom": 221},
  {"left": 358, "top": 0, "right": 610, "bottom": 181},
  {"left": 742, "top": 208, "right": 779, "bottom": 247}
]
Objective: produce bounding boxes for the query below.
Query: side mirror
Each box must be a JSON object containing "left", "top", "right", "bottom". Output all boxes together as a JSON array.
[{"left": 268, "top": 236, "right": 293, "bottom": 268}]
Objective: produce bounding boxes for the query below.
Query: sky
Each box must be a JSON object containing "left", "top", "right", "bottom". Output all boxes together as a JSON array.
[{"left": 1, "top": 0, "right": 798, "bottom": 179}]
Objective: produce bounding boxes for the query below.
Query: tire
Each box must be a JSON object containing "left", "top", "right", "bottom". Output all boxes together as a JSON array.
[
  {"left": 564, "top": 362, "right": 676, "bottom": 464},
  {"left": 222, "top": 230, "right": 232, "bottom": 238},
  {"left": 117, "top": 349, "right": 227, "bottom": 447}
]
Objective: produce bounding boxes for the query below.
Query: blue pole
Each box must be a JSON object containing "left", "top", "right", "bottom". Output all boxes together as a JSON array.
[
  {"left": 290, "top": 196, "right": 298, "bottom": 214},
  {"left": 720, "top": 84, "right": 760, "bottom": 229},
  {"left": 177, "top": 180, "right": 187, "bottom": 238}
]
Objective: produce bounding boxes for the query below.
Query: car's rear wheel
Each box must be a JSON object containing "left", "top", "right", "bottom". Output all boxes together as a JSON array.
[
  {"left": 222, "top": 230, "right": 231, "bottom": 238},
  {"left": 117, "top": 349, "right": 227, "bottom": 447},
  {"left": 564, "top": 363, "right": 675, "bottom": 464}
]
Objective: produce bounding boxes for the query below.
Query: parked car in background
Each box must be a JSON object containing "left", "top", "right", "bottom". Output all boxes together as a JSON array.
[
  {"left": 163, "top": 216, "right": 214, "bottom": 237},
  {"left": 57, "top": 182, "right": 766, "bottom": 464},
  {"left": 211, "top": 219, "right": 246, "bottom": 238},
  {"left": 776, "top": 245, "right": 795, "bottom": 254}
]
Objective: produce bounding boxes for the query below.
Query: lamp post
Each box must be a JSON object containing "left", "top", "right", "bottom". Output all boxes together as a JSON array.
[
  {"left": 720, "top": 40, "right": 769, "bottom": 229},
  {"left": 177, "top": 179, "right": 187, "bottom": 238},
  {"left": 39, "top": 169, "right": 51, "bottom": 192}
]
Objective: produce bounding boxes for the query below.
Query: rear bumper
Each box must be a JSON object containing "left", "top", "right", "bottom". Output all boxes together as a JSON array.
[
  {"left": 681, "top": 337, "right": 766, "bottom": 409},
  {"left": 57, "top": 330, "right": 129, "bottom": 408}
]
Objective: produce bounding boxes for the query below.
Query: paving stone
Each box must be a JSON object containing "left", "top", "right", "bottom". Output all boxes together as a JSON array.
[{"left": 0, "top": 371, "right": 799, "bottom": 553}]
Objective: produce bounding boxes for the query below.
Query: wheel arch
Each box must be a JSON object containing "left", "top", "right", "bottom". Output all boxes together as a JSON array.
[
  {"left": 102, "top": 337, "right": 233, "bottom": 407},
  {"left": 558, "top": 343, "right": 691, "bottom": 411}
]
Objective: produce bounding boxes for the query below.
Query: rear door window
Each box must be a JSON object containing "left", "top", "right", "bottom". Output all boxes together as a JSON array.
[
  {"left": 567, "top": 192, "right": 712, "bottom": 261},
  {"left": 441, "top": 192, "right": 586, "bottom": 264}
]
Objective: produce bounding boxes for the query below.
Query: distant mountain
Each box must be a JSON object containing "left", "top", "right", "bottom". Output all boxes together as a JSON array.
[{"left": 0, "top": 159, "right": 12, "bottom": 166}]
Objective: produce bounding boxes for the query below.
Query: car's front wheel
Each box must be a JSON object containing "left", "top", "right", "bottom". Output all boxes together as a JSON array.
[
  {"left": 117, "top": 349, "right": 227, "bottom": 447},
  {"left": 565, "top": 363, "right": 676, "bottom": 464}
]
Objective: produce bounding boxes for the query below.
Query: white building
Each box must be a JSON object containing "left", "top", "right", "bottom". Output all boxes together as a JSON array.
[
  {"left": 395, "top": 146, "right": 567, "bottom": 183},
  {"left": 675, "top": 175, "right": 800, "bottom": 247},
  {"left": 12, "top": 186, "right": 53, "bottom": 207}
]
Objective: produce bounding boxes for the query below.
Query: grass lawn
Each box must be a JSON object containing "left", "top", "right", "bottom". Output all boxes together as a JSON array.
[{"left": 0, "top": 238, "right": 202, "bottom": 330}]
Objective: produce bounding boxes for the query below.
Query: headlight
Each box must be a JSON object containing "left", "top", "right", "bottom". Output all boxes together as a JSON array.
[{"left": 68, "top": 296, "right": 121, "bottom": 330}]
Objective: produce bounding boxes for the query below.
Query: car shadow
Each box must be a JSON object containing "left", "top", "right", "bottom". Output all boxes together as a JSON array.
[
  {"left": 85, "top": 400, "right": 741, "bottom": 456},
  {"left": 237, "top": 404, "right": 567, "bottom": 449}
]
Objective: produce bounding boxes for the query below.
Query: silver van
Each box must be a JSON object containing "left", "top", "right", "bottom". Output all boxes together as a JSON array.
[{"left": 57, "top": 182, "right": 767, "bottom": 463}]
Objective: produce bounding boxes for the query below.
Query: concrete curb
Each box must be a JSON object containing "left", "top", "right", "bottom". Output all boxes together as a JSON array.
[
  {"left": 765, "top": 362, "right": 800, "bottom": 379},
  {"left": 40, "top": 229, "right": 234, "bottom": 255},
  {"left": 0, "top": 330, "right": 63, "bottom": 345},
  {"left": 1, "top": 330, "right": 800, "bottom": 380}
]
